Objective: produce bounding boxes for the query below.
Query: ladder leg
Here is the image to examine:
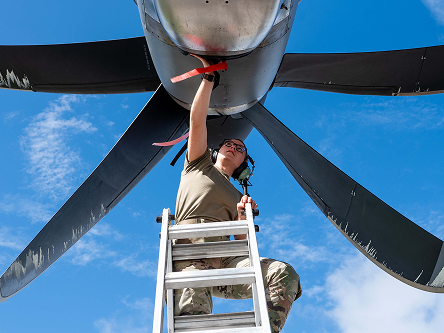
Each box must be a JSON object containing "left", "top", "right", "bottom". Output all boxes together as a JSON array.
[
  {"left": 153, "top": 208, "right": 171, "bottom": 333},
  {"left": 167, "top": 239, "right": 175, "bottom": 332},
  {"left": 246, "top": 203, "right": 272, "bottom": 333}
]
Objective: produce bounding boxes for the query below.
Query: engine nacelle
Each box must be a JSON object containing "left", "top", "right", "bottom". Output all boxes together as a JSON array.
[{"left": 153, "top": 0, "right": 283, "bottom": 57}]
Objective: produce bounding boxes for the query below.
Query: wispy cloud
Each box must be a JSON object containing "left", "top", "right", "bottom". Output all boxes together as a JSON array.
[
  {"left": 3, "top": 110, "right": 20, "bottom": 122},
  {"left": 89, "top": 223, "right": 124, "bottom": 241},
  {"left": 66, "top": 223, "right": 156, "bottom": 278},
  {"left": 20, "top": 95, "right": 97, "bottom": 200},
  {"left": 0, "top": 225, "right": 26, "bottom": 250},
  {"left": 0, "top": 194, "right": 53, "bottom": 224},
  {"left": 317, "top": 98, "right": 444, "bottom": 132},
  {"left": 422, "top": 0, "right": 444, "bottom": 25},
  {"left": 69, "top": 238, "right": 117, "bottom": 266},
  {"left": 325, "top": 253, "right": 444, "bottom": 333},
  {"left": 343, "top": 98, "right": 444, "bottom": 130},
  {"left": 114, "top": 255, "right": 157, "bottom": 278},
  {"left": 94, "top": 297, "right": 153, "bottom": 333},
  {"left": 258, "top": 212, "right": 342, "bottom": 266}
]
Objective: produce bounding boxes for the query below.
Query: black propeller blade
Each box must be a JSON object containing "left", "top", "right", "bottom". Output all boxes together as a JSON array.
[
  {"left": 0, "top": 37, "right": 160, "bottom": 94},
  {"left": 0, "top": 85, "right": 189, "bottom": 302},
  {"left": 242, "top": 103, "right": 444, "bottom": 292},
  {"left": 274, "top": 45, "right": 444, "bottom": 96}
]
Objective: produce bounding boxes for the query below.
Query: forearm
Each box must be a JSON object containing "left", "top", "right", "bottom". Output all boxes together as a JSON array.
[
  {"left": 188, "top": 78, "right": 214, "bottom": 161},
  {"left": 190, "top": 79, "right": 213, "bottom": 130}
]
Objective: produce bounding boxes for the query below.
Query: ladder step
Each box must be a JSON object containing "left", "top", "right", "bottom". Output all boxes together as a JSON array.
[
  {"left": 168, "top": 221, "right": 249, "bottom": 240},
  {"left": 165, "top": 267, "right": 255, "bottom": 289},
  {"left": 175, "top": 311, "right": 257, "bottom": 332},
  {"left": 172, "top": 240, "right": 249, "bottom": 260},
  {"left": 174, "top": 328, "right": 264, "bottom": 333}
]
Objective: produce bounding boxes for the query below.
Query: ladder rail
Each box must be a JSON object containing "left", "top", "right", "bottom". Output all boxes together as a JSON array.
[
  {"left": 246, "top": 203, "right": 272, "bottom": 332},
  {"left": 153, "top": 208, "right": 171, "bottom": 333},
  {"left": 167, "top": 234, "right": 175, "bottom": 332}
]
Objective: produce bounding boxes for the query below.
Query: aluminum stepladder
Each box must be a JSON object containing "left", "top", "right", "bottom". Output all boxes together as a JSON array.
[{"left": 152, "top": 203, "right": 271, "bottom": 333}]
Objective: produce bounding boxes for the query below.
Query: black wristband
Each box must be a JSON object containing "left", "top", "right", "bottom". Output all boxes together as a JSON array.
[{"left": 202, "top": 73, "right": 215, "bottom": 82}]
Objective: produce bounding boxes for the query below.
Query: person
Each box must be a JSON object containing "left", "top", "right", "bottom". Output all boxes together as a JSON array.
[{"left": 174, "top": 54, "right": 302, "bottom": 333}]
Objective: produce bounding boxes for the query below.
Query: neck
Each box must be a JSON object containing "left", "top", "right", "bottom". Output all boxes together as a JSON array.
[{"left": 215, "top": 160, "right": 235, "bottom": 177}]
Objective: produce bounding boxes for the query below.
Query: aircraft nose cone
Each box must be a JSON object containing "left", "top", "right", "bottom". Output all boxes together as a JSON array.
[{"left": 153, "top": 0, "right": 282, "bottom": 57}]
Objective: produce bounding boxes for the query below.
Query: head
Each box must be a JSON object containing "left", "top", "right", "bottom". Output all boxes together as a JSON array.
[{"left": 214, "top": 139, "right": 248, "bottom": 178}]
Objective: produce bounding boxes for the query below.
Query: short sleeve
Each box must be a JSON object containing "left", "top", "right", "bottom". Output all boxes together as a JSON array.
[{"left": 183, "top": 148, "right": 212, "bottom": 175}]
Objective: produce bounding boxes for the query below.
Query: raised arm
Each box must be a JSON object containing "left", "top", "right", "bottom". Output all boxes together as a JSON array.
[{"left": 187, "top": 55, "right": 215, "bottom": 162}]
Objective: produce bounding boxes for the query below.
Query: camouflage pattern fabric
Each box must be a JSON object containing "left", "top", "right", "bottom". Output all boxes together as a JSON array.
[{"left": 174, "top": 256, "right": 302, "bottom": 333}]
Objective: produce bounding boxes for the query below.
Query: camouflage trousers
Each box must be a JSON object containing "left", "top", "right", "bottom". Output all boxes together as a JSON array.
[{"left": 174, "top": 256, "right": 302, "bottom": 333}]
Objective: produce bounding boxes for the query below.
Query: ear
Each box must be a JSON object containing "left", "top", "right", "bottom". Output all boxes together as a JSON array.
[{"left": 232, "top": 161, "right": 249, "bottom": 180}]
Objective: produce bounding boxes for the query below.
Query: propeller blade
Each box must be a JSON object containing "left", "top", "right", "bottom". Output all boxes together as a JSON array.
[
  {"left": 0, "top": 85, "right": 189, "bottom": 302},
  {"left": 242, "top": 103, "right": 444, "bottom": 292},
  {"left": 274, "top": 45, "right": 444, "bottom": 96},
  {"left": 0, "top": 37, "right": 160, "bottom": 94}
]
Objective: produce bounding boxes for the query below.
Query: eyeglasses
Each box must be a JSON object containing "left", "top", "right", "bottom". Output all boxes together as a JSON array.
[{"left": 223, "top": 140, "right": 246, "bottom": 153}]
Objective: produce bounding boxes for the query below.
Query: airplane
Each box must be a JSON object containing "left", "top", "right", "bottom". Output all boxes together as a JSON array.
[{"left": 1, "top": 0, "right": 444, "bottom": 326}]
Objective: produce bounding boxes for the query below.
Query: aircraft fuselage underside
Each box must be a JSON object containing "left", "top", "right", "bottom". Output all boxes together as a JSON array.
[{"left": 136, "top": 0, "right": 299, "bottom": 115}]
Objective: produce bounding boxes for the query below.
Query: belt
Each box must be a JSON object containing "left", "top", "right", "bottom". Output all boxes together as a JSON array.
[
  {"left": 177, "top": 218, "right": 222, "bottom": 225},
  {"left": 177, "top": 218, "right": 205, "bottom": 225}
]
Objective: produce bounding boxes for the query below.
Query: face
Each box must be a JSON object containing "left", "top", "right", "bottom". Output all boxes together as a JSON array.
[{"left": 218, "top": 139, "right": 247, "bottom": 168}]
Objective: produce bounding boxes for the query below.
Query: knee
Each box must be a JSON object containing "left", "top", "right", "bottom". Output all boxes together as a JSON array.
[{"left": 267, "top": 260, "right": 302, "bottom": 302}]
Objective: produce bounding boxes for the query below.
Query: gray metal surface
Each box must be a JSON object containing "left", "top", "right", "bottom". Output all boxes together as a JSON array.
[
  {"left": 242, "top": 103, "right": 444, "bottom": 292},
  {"left": 165, "top": 267, "right": 256, "bottom": 289},
  {"left": 172, "top": 240, "right": 249, "bottom": 260},
  {"left": 168, "top": 221, "right": 249, "bottom": 239},
  {"left": 174, "top": 311, "right": 256, "bottom": 331},
  {"left": 152, "top": 0, "right": 283, "bottom": 56},
  {"left": 0, "top": 86, "right": 189, "bottom": 302},
  {"left": 139, "top": 0, "right": 298, "bottom": 115}
]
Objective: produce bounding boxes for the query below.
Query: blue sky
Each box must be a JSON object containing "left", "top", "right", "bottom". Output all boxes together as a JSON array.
[{"left": 1, "top": 1, "right": 444, "bottom": 332}]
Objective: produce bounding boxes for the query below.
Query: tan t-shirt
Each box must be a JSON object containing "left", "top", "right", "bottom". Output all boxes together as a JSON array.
[{"left": 175, "top": 149, "right": 242, "bottom": 224}]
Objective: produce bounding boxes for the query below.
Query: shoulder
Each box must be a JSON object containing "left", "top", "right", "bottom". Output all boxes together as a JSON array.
[{"left": 183, "top": 148, "right": 212, "bottom": 174}]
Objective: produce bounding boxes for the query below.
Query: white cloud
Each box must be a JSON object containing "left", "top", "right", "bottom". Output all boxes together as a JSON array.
[
  {"left": 94, "top": 297, "right": 153, "bottom": 333},
  {"left": 21, "top": 95, "right": 97, "bottom": 200},
  {"left": 316, "top": 98, "right": 444, "bottom": 133},
  {"left": 69, "top": 238, "right": 117, "bottom": 266},
  {"left": 258, "top": 213, "right": 342, "bottom": 265},
  {"left": 0, "top": 226, "right": 25, "bottom": 250},
  {"left": 3, "top": 110, "right": 20, "bottom": 122},
  {"left": 114, "top": 255, "right": 157, "bottom": 277},
  {"left": 89, "top": 223, "right": 124, "bottom": 241},
  {"left": 422, "top": 0, "right": 444, "bottom": 25},
  {"left": 325, "top": 253, "right": 444, "bottom": 333},
  {"left": 66, "top": 223, "right": 154, "bottom": 278},
  {"left": 0, "top": 194, "right": 53, "bottom": 224},
  {"left": 121, "top": 297, "right": 153, "bottom": 312},
  {"left": 344, "top": 98, "right": 444, "bottom": 130}
]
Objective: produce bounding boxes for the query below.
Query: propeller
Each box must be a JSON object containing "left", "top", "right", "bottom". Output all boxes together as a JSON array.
[
  {"left": 242, "top": 102, "right": 444, "bottom": 292},
  {"left": 0, "top": 37, "right": 160, "bottom": 94},
  {"left": 0, "top": 83, "right": 254, "bottom": 302},
  {"left": 0, "top": 85, "right": 189, "bottom": 302},
  {"left": 275, "top": 45, "right": 444, "bottom": 96}
]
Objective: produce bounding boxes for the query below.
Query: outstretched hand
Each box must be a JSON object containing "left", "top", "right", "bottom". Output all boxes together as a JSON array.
[{"left": 191, "top": 54, "right": 215, "bottom": 74}]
